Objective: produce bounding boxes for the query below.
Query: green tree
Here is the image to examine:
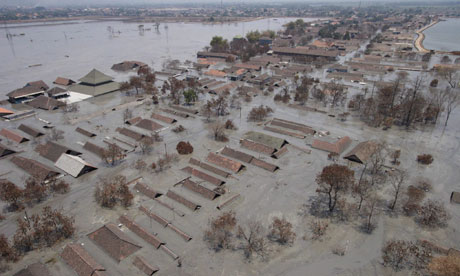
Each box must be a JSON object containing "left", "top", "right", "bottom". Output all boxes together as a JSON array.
[
  {"left": 183, "top": 89, "right": 198, "bottom": 104},
  {"left": 246, "top": 30, "right": 261, "bottom": 43}
]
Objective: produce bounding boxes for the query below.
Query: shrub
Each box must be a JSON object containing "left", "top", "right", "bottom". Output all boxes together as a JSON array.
[
  {"left": 204, "top": 212, "right": 237, "bottom": 251},
  {"left": 224, "top": 119, "right": 237, "bottom": 130},
  {"left": 310, "top": 219, "right": 329, "bottom": 240},
  {"left": 247, "top": 105, "right": 273, "bottom": 122},
  {"left": 172, "top": 125, "right": 186, "bottom": 133},
  {"left": 416, "top": 200, "right": 449, "bottom": 228},
  {"left": 417, "top": 154, "right": 433, "bottom": 165},
  {"left": 382, "top": 240, "right": 431, "bottom": 271},
  {"left": 269, "top": 217, "right": 296, "bottom": 245},
  {"left": 176, "top": 141, "right": 193, "bottom": 155},
  {"left": 50, "top": 180, "right": 70, "bottom": 194},
  {"left": 94, "top": 175, "right": 133, "bottom": 208},
  {"left": 134, "top": 159, "right": 147, "bottom": 171}
]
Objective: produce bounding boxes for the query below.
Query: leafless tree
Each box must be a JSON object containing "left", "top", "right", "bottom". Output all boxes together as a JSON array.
[
  {"left": 269, "top": 217, "right": 296, "bottom": 245},
  {"left": 123, "top": 108, "right": 133, "bottom": 122},
  {"left": 208, "top": 121, "right": 228, "bottom": 142},
  {"left": 237, "top": 221, "right": 269, "bottom": 260},
  {"left": 362, "top": 193, "right": 379, "bottom": 233},
  {"left": 139, "top": 136, "right": 154, "bottom": 155},
  {"left": 443, "top": 87, "right": 460, "bottom": 126},
  {"left": 48, "top": 128, "right": 64, "bottom": 141},
  {"left": 247, "top": 105, "right": 273, "bottom": 122},
  {"left": 94, "top": 175, "right": 133, "bottom": 208},
  {"left": 102, "top": 144, "right": 126, "bottom": 166},
  {"left": 352, "top": 178, "right": 372, "bottom": 210},
  {"left": 437, "top": 67, "right": 459, "bottom": 89},
  {"left": 368, "top": 142, "right": 388, "bottom": 175},
  {"left": 204, "top": 212, "right": 237, "bottom": 251},
  {"left": 389, "top": 170, "right": 407, "bottom": 210}
]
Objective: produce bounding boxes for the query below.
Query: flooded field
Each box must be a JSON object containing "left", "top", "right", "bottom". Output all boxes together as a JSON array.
[{"left": 0, "top": 17, "right": 314, "bottom": 95}]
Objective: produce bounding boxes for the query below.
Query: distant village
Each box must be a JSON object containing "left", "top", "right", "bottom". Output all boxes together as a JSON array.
[{"left": 1, "top": 4, "right": 460, "bottom": 276}]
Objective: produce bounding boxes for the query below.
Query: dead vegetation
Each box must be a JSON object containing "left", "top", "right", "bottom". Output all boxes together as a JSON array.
[
  {"left": 417, "top": 154, "right": 434, "bottom": 165},
  {"left": 382, "top": 240, "right": 432, "bottom": 272},
  {"left": 176, "top": 141, "right": 194, "bottom": 155},
  {"left": 428, "top": 255, "right": 460, "bottom": 276},
  {"left": 247, "top": 105, "right": 273, "bottom": 122},
  {"left": 269, "top": 217, "right": 296, "bottom": 245},
  {"left": 208, "top": 121, "right": 228, "bottom": 142},
  {"left": 94, "top": 175, "right": 133, "bottom": 208},
  {"left": 172, "top": 125, "right": 186, "bottom": 133},
  {"left": 204, "top": 212, "right": 237, "bottom": 251}
]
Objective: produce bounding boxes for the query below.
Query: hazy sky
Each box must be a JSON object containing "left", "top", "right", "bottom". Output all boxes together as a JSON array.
[{"left": 1, "top": 0, "right": 411, "bottom": 8}]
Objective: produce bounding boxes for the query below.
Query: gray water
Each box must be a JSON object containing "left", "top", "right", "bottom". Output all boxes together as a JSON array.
[
  {"left": 423, "top": 18, "right": 460, "bottom": 52},
  {"left": 0, "top": 17, "right": 314, "bottom": 96}
]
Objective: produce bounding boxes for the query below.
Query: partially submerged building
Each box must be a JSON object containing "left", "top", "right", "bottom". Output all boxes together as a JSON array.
[
  {"left": 55, "top": 154, "right": 97, "bottom": 178},
  {"left": 27, "top": 95, "right": 65, "bottom": 110},
  {"left": 111, "top": 61, "right": 148, "bottom": 72},
  {"left": 53, "top": 77, "right": 76, "bottom": 86},
  {"left": 10, "top": 156, "right": 60, "bottom": 182},
  {"left": 0, "top": 143, "right": 16, "bottom": 157},
  {"left": 18, "top": 124, "right": 44, "bottom": 138},
  {"left": 13, "top": 262, "right": 52, "bottom": 276},
  {"left": 0, "top": 128, "right": 29, "bottom": 143},
  {"left": 244, "top": 131, "right": 288, "bottom": 150},
  {"left": 6, "top": 86, "right": 46, "bottom": 103},
  {"left": 344, "top": 141, "right": 380, "bottom": 164},
  {"left": 47, "top": 87, "right": 70, "bottom": 99},
  {"left": 88, "top": 223, "right": 142, "bottom": 262},
  {"left": 312, "top": 136, "right": 352, "bottom": 155},
  {"left": 60, "top": 243, "right": 107, "bottom": 276},
  {"left": 35, "top": 141, "right": 83, "bottom": 162},
  {"left": 69, "top": 69, "right": 120, "bottom": 97}
]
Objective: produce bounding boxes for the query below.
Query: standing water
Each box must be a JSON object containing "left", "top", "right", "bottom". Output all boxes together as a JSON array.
[{"left": 0, "top": 17, "right": 315, "bottom": 95}]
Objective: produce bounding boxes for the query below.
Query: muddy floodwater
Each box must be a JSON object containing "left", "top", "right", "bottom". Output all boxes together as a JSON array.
[
  {"left": 0, "top": 17, "right": 314, "bottom": 95},
  {"left": 422, "top": 18, "right": 460, "bottom": 52}
]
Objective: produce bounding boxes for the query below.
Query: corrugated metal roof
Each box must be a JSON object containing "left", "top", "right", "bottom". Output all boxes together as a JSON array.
[
  {"left": 18, "top": 124, "right": 44, "bottom": 137},
  {"left": 60, "top": 243, "right": 106, "bottom": 276},
  {"left": 166, "top": 190, "right": 201, "bottom": 211},
  {"left": 206, "top": 151, "right": 245, "bottom": 172},
  {"left": 0, "top": 128, "right": 29, "bottom": 143}
]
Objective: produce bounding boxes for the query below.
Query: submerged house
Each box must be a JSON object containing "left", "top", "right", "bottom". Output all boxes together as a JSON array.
[
  {"left": 111, "top": 61, "right": 148, "bottom": 72},
  {"left": 6, "top": 86, "right": 46, "bottom": 103},
  {"left": 47, "top": 87, "right": 70, "bottom": 99},
  {"left": 69, "top": 69, "right": 120, "bottom": 97},
  {"left": 55, "top": 154, "right": 97, "bottom": 178},
  {"left": 53, "top": 77, "right": 76, "bottom": 86},
  {"left": 27, "top": 95, "right": 65, "bottom": 110}
]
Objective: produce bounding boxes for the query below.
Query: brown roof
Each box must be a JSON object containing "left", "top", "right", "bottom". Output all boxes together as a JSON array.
[
  {"left": 271, "top": 118, "right": 316, "bottom": 135},
  {"left": 273, "top": 47, "right": 339, "bottom": 58},
  {"left": 139, "top": 205, "right": 169, "bottom": 227},
  {"left": 7, "top": 86, "right": 44, "bottom": 99},
  {"left": 182, "top": 178, "right": 219, "bottom": 200},
  {"left": 263, "top": 126, "right": 306, "bottom": 139},
  {"left": 10, "top": 156, "right": 60, "bottom": 182},
  {"left": 181, "top": 166, "right": 225, "bottom": 186},
  {"left": 0, "top": 107, "right": 14, "bottom": 116},
  {"left": 75, "top": 127, "right": 96, "bottom": 137},
  {"left": 233, "top": 63, "right": 262, "bottom": 71},
  {"left": 119, "top": 216, "right": 164, "bottom": 249},
  {"left": 250, "top": 158, "right": 279, "bottom": 172},
  {"left": 133, "top": 256, "right": 159, "bottom": 275},
  {"left": 125, "top": 116, "right": 142, "bottom": 125},
  {"left": 0, "top": 143, "right": 16, "bottom": 157},
  {"left": 0, "top": 128, "right": 29, "bottom": 143},
  {"left": 344, "top": 141, "right": 379, "bottom": 164},
  {"left": 13, "top": 262, "right": 52, "bottom": 276},
  {"left": 26, "top": 80, "right": 49, "bottom": 90},
  {"left": 135, "top": 182, "right": 162, "bottom": 199},
  {"left": 18, "top": 124, "right": 44, "bottom": 138},
  {"left": 83, "top": 141, "right": 106, "bottom": 157},
  {"left": 206, "top": 152, "right": 245, "bottom": 173},
  {"left": 159, "top": 108, "right": 189, "bottom": 118},
  {"left": 135, "top": 119, "right": 163, "bottom": 132},
  {"left": 27, "top": 95, "right": 65, "bottom": 110},
  {"left": 116, "top": 127, "right": 145, "bottom": 141},
  {"left": 53, "top": 77, "right": 75, "bottom": 86},
  {"left": 47, "top": 87, "right": 68, "bottom": 96},
  {"left": 166, "top": 190, "right": 201, "bottom": 211},
  {"left": 273, "top": 145, "right": 288, "bottom": 159},
  {"left": 189, "top": 158, "right": 230, "bottom": 178},
  {"left": 220, "top": 147, "right": 254, "bottom": 163},
  {"left": 60, "top": 243, "right": 106, "bottom": 276},
  {"left": 111, "top": 61, "right": 148, "bottom": 72},
  {"left": 35, "top": 141, "right": 82, "bottom": 162},
  {"left": 88, "top": 223, "right": 142, "bottom": 262},
  {"left": 170, "top": 105, "right": 199, "bottom": 115},
  {"left": 151, "top": 113, "right": 177, "bottom": 124},
  {"left": 312, "top": 136, "right": 352, "bottom": 155},
  {"left": 240, "top": 139, "right": 276, "bottom": 156}
]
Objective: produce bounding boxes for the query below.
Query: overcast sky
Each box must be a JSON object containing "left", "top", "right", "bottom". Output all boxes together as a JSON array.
[{"left": 1, "top": 0, "right": 431, "bottom": 8}]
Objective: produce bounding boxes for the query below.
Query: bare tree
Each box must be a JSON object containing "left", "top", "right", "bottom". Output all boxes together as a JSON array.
[
  {"left": 94, "top": 175, "right": 133, "bottom": 208},
  {"left": 139, "top": 136, "right": 154, "bottom": 155},
  {"left": 48, "top": 128, "right": 64, "bottom": 141},
  {"left": 362, "top": 194, "right": 379, "bottom": 233},
  {"left": 269, "top": 217, "right": 296, "bottom": 245},
  {"left": 208, "top": 121, "right": 228, "bottom": 142},
  {"left": 437, "top": 67, "right": 459, "bottom": 89},
  {"left": 368, "top": 142, "right": 387, "bottom": 175},
  {"left": 389, "top": 170, "right": 407, "bottom": 210},
  {"left": 102, "top": 144, "right": 126, "bottom": 166},
  {"left": 237, "top": 221, "right": 269, "bottom": 260},
  {"left": 443, "top": 87, "right": 459, "bottom": 126},
  {"left": 204, "top": 212, "right": 237, "bottom": 251},
  {"left": 123, "top": 108, "right": 133, "bottom": 122},
  {"left": 316, "top": 164, "right": 355, "bottom": 213},
  {"left": 352, "top": 178, "right": 372, "bottom": 210}
]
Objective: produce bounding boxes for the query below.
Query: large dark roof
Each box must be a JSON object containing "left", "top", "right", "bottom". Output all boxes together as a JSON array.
[
  {"left": 13, "top": 262, "right": 52, "bottom": 276},
  {"left": 27, "top": 95, "right": 65, "bottom": 110},
  {"left": 35, "top": 141, "right": 82, "bottom": 162},
  {"left": 79, "top": 69, "right": 114, "bottom": 85},
  {"left": 10, "top": 156, "right": 60, "bottom": 182},
  {"left": 7, "top": 86, "right": 45, "bottom": 99}
]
